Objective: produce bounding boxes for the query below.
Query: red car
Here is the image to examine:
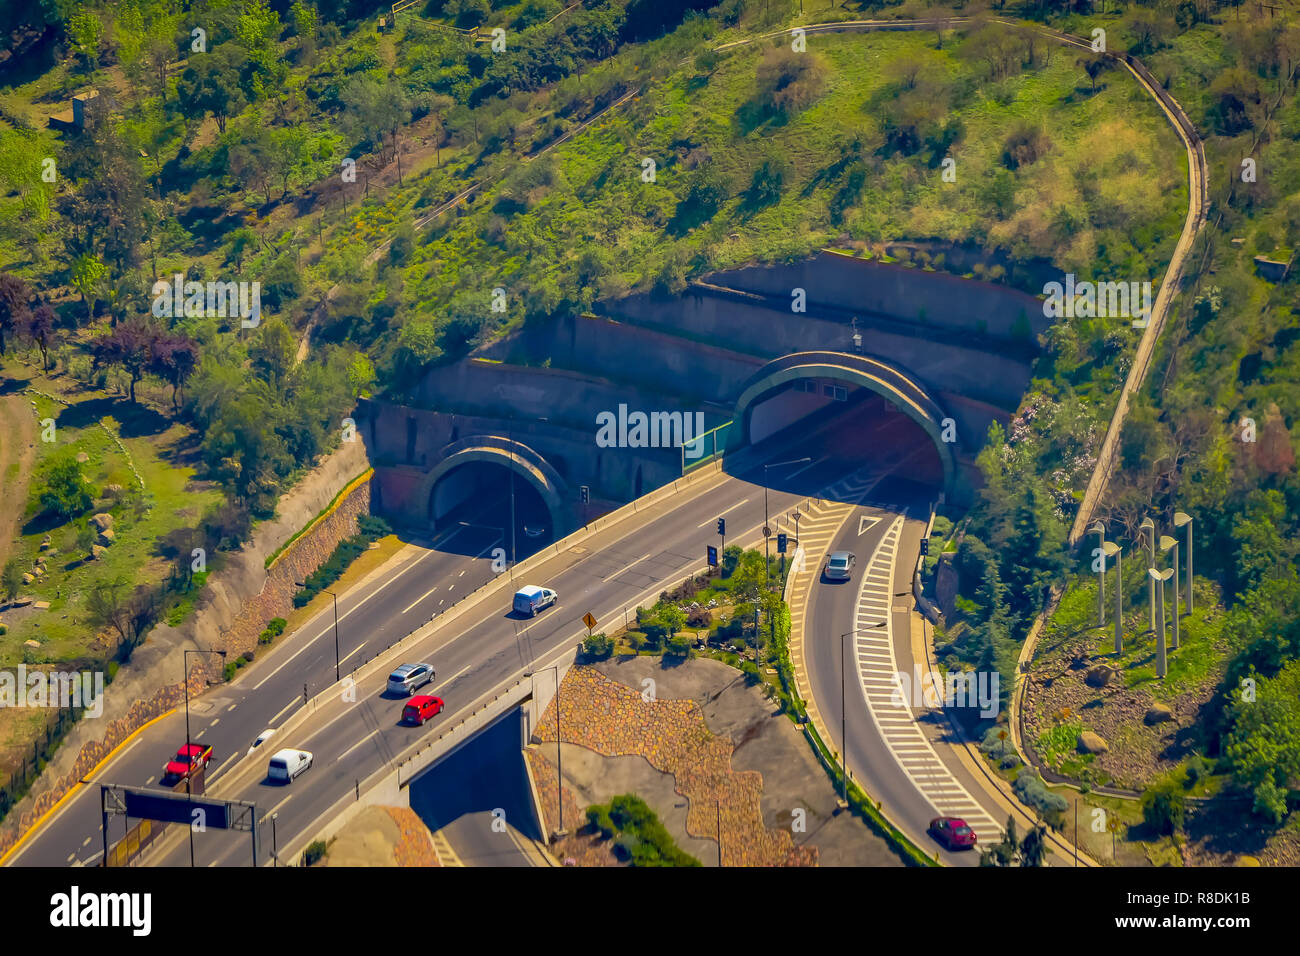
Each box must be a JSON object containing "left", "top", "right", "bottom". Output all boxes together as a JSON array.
[
  {"left": 162, "top": 743, "right": 213, "bottom": 784},
  {"left": 929, "top": 817, "right": 977, "bottom": 850},
  {"left": 402, "top": 695, "right": 445, "bottom": 725}
]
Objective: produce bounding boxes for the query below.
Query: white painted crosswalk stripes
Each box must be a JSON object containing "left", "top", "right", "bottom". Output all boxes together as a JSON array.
[{"left": 851, "top": 515, "right": 1001, "bottom": 846}]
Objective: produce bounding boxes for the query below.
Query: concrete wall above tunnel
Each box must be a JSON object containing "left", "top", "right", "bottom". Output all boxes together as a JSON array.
[{"left": 728, "top": 351, "right": 958, "bottom": 499}]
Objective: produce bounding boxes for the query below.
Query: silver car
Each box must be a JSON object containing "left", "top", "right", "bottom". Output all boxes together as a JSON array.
[
  {"left": 386, "top": 662, "right": 435, "bottom": 696},
  {"left": 823, "top": 551, "right": 856, "bottom": 581}
]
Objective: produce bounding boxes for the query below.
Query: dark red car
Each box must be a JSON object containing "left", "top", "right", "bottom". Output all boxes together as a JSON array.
[
  {"left": 402, "top": 695, "right": 445, "bottom": 725},
  {"left": 929, "top": 817, "right": 977, "bottom": 850}
]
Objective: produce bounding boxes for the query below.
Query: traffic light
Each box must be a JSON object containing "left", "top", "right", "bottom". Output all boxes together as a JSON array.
[
  {"left": 580, "top": 485, "right": 590, "bottom": 504},
  {"left": 716, "top": 517, "right": 725, "bottom": 536},
  {"left": 776, "top": 532, "right": 788, "bottom": 554},
  {"left": 920, "top": 537, "right": 930, "bottom": 556},
  {"left": 707, "top": 545, "right": 718, "bottom": 567}
]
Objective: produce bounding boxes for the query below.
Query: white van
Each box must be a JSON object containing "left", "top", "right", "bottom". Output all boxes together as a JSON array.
[
  {"left": 513, "top": 585, "right": 557, "bottom": 617},
  {"left": 268, "top": 749, "right": 313, "bottom": 783}
]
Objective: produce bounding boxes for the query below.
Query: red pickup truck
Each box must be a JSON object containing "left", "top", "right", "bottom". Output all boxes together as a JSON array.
[{"left": 161, "top": 744, "right": 213, "bottom": 785}]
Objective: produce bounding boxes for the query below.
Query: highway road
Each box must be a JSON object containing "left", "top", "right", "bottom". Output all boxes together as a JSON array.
[
  {"left": 146, "top": 452, "right": 818, "bottom": 866},
  {"left": 5, "top": 513, "right": 508, "bottom": 867},
  {"left": 802, "top": 496, "right": 1081, "bottom": 866},
  {"left": 11, "top": 393, "right": 1038, "bottom": 869}
]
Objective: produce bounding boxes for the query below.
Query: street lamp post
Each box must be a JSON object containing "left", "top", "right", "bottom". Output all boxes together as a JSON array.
[
  {"left": 1173, "top": 511, "right": 1193, "bottom": 615},
  {"left": 183, "top": 648, "right": 226, "bottom": 868},
  {"left": 1102, "top": 541, "right": 1122, "bottom": 655},
  {"left": 1139, "top": 517, "right": 1156, "bottom": 632},
  {"left": 839, "top": 622, "right": 886, "bottom": 807},
  {"left": 763, "top": 458, "right": 811, "bottom": 591},
  {"left": 270, "top": 812, "right": 278, "bottom": 867},
  {"left": 295, "top": 582, "right": 341, "bottom": 683},
  {"left": 1091, "top": 520, "right": 1106, "bottom": 627},
  {"left": 1148, "top": 568, "right": 1173, "bottom": 678},
  {"left": 1160, "top": 535, "right": 1180, "bottom": 650}
]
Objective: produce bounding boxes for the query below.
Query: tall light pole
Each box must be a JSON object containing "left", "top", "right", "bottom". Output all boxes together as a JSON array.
[
  {"left": 1148, "top": 568, "right": 1173, "bottom": 678},
  {"left": 183, "top": 648, "right": 226, "bottom": 868},
  {"left": 1091, "top": 520, "right": 1106, "bottom": 627},
  {"left": 763, "top": 457, "right": 810, "bottom": 590},
  {"left": 295, "top": 582, "right": 340, "bottom": 683},
  {"left": 839, "top": 622, "right": 885, "bottom": 807},
  {"left": 1139, "top": 517, "right": 1156, "bottom": 632},
  {"left": 507, "top": 424, "right": 517, "bottom": 577},
  {"left": 1173, "top": 511, "right": 1193, "bottom": 614},
  {"left": 1160, "top": 535, "right": 1180, "bottom": 650},
  {"left": 1103, "top": 541, "right": 1122, "bottom": 655}
]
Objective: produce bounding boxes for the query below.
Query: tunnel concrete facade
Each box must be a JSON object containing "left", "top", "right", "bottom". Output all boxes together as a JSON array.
[
  {"left": 415, "top": 436, "right": 568, "bottom": 534},
  {"left": 361, "top": 252, "right": 1041, "bottom": 528},
  {"left": 729, "top": 351, "right": 958, "bottom": 497}
]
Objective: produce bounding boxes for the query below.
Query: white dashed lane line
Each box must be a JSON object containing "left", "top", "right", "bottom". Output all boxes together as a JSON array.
[{"left": 852, "top": 514, "right": 1001, "bottom": 845}]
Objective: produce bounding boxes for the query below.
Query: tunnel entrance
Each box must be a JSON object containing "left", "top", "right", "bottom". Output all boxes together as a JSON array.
[
  {"left": 728, "top": 351, "right": 956, "bottom": 505},
  {"left": 430, "top": 459, "right": 557, "bottom": 560},
  {"left": 741, "top": 381, "right": 944, "bottom": 507}
]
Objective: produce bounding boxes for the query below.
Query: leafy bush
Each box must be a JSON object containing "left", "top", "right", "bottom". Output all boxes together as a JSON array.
[
  {"left": 1001, "top": 122, "right": 1050, "bottom": 170},
  {"left": 302, "top": 840, "right": 327, "bottom": 866},
  {"left": 583, "top": 632, "right": 613, "bottom": 660},
  {"left": 585, "top": 794, "right": 699, "bottom": 866},
  {"left": 1141, "top": 781, "right": 1187, "bottom": 835},
  {"left": 1013, "top": 767, "right": 1067, "bottom": 825}
]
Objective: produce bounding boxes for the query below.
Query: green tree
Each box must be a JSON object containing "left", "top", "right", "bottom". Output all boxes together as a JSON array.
[
  {"left": 1, "top": 557, "right": 25, "bottom": 604},
  {"left": 39, "top": 451, "right": 93, "bottom": 522},
  {"left": 69, "top": 253, "right": 107, "bottom": 324},
  {"left": 1231, "top": 489, "right": 1294, "bottom": 595},
  {"left": 68, "top": 10, "right": 104, "bottom": 70},
  {"left": 1019, "top": 822, "right": 1048, "bottom": 866},
  {"left": 249, "top": 318, "right": 297, "bottom": 390},
  {"left": 979, "top": 815, "right": 1019, "bottom": 866},
  {"left": 1222, "top": 659, "right": 1300, "bottom": 824},
  {"left": 660, "top": 604, "right": 686, "bottom": 640},
  {"left": 177, "top": 46, "right": 249, "bottom": 134}
]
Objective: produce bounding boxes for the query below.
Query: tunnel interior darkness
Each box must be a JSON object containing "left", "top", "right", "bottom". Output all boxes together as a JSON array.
[
  {"left": 742, "top": 379, "right": 945, "bottom": 506},
  {"left": 431, "top": 460, "right": 556, "bottom": 559}
]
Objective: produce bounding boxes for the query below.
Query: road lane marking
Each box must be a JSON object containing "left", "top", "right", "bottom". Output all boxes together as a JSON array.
[
  {"left": 0, "top": 710, "right": 169, "bottom": 866},
  {"left": 209, "top": 752, "right": 240, "bottom": 783},
  {"left": 253, "top": 545, "right": 443, "bottom": 690},
  {"left": 337, "top": 729, "right": 382, "bottom": 764},
  {"left": 695, "top": 498, "right": 750, "bottom": 527},
  {"left": 339, "top": 642, "right": 367, "bottom": 667},
  {"left": 603, "top": 552, "right": 652, "bottom": 582},
  {"left": 269, "top": 696, "right": 299, "bottom": 726},
  {"left": 403, "top": 587, "right": 439, "bottom": 614}
]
